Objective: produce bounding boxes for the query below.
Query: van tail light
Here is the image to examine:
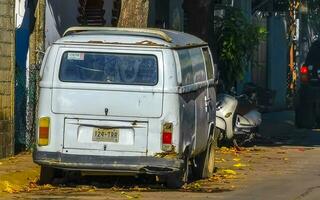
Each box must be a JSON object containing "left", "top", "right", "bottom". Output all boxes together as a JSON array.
[
  {"left": 300, "top": 65, "right": 309, "bottom": 83},
  {"left": 162, "top": 123, "right": 173, "bottom": 151},
  {"left": 38, "top": 117, "right": 50, "bottom": 146}
]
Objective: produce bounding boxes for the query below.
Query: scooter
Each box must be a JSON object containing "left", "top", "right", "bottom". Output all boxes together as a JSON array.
[{"left": 215, "top": 92, "right": 262, "bottom": 147}]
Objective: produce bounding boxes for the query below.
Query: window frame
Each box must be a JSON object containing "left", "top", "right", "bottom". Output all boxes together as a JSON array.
[{"left": 201, "top": 47, "right": 215, "bottom": 81}]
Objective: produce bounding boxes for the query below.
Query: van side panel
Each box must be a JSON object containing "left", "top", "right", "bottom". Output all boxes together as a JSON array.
[
  {"left": 37, "top": 89, "right": 64, "bottom": 153},
  {"left": 174, "top": 47, "right": 215, "bottom": 157},
  {"left": 179, "top": 94, "right": 196, "bottom": 154}
]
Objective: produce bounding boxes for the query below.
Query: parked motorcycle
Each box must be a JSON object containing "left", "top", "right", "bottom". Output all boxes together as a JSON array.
[{"left": 215, "top": 91, "right": 262, "bottom": 147}]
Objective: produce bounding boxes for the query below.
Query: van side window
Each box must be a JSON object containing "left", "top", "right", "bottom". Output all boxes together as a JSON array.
[
  {"left": 177, "top": 48, "right": 206, "bottom": 85},
  {"left": 202, "top": 48, "right": 214, "bottom": 80},
  {"left": 177, "top": 49, "right": 194, "bottom": 85},
  {"left": 59, "top": 52, "right": 158, "bottom": 86}
]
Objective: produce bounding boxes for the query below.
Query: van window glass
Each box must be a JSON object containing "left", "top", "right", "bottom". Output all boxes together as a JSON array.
[
  {"left": 177, "top": 49, "right": 194, "bottom": 85},
  {"left": 189, "top": 48, "right": 206, "bottom": 83},
  {"left": 59, "top": 52, "right": 158, "bottom": 86},
  {"left": 177, "top": 48, "right": 206, "bottom": 85},
  {"left": 202, "top": 48, "right": 214, "bottom": 80}
]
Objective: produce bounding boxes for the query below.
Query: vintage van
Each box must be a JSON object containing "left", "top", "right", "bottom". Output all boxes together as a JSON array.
[{"left": 33, "top": 27, "right": 218, "bottom": 188}]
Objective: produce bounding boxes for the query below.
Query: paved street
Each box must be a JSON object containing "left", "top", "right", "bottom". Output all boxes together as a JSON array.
[{"left": 1, "top": 111, "right": 320, "bottom": 200}]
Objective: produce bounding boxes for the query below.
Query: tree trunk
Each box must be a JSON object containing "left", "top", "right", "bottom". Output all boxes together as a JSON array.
[{"left": 118, "top": 0, "right": 149, "bottom": 28}]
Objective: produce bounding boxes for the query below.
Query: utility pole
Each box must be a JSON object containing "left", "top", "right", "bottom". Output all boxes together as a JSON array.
[{"left": 287, "top": 0, "right": 300, "bottom": 106}]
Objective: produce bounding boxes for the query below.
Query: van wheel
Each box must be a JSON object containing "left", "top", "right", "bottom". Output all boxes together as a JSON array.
[
  {"left": 193, "top": 134, "right": 217, "bottom": 179},
  {"left": 39, "top": 166, "right": 60, "bottom": 185}
]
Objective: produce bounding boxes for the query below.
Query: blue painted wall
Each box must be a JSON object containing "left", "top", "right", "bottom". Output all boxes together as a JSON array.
[
  {"left": 15, "top": 0, "right": 36, "bottom": 151},
  {"left": 267, "top": 15, "right": 288, "bottom": 109}
]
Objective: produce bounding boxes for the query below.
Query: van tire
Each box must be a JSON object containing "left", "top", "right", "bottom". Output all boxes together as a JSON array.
[
  {"left": 39, "top": 166, "right": 57, "bottom": 185},
  {"left": 193, "top": 134, "right": 217, "bottom": 179}
]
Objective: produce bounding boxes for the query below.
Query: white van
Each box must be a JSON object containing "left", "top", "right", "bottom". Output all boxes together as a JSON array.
[{"left": 33, "top": 27, "right": 217, "bottom": 188}]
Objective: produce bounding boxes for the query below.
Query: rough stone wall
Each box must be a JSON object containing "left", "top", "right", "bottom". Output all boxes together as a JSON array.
[{"left": 0, "top": 0, "right": 15, "bottom": 158}]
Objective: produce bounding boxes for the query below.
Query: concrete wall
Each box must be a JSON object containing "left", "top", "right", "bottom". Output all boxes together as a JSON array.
[
  {"left": 267, "top": 15, "right": 288, "bottom": 109},
  {"left": 0, "top": 0, "right": 15, "bottom": 158}
]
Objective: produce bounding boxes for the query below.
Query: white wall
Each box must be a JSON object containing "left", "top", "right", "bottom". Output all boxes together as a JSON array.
[
  {"left": 15, "top": 0, "right": 26, "bottom": 28},
  {"left": 45, "top": 0, "right": 114, "bottom": 47},
  {"left": 45, "top": 0, "right": 78, "bottom": 47}
]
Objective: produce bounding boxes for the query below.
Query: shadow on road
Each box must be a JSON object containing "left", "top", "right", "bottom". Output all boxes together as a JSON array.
[{"left": 256, "top": 110, "right": 320, "bottom": 147}]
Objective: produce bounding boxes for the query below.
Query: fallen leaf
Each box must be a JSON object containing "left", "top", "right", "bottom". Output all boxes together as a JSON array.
[
  {"left": 233, "top": 163, "right": 247, "bottom": 168},
  {"left": 0, "top": 181, "right": 17, "bottom": 194},
  {"left": 223, "top": 174, "right": 237, "bottom": 179},
  {"left": 233, "top": 158, "right": 241, "bottom": 162},
  {"left": 223, "top": 169, "right": 237, "bottom": 175},
  {"left": 41, "top": 184, "right": 55, "bottom": 190},
  {"left": 120, "top": 191, "right": 140, "bottom": 199},
  {"left": 132, "top": 186, "right": 149, "bottom": 191},
  {"left": 184, "top": 182, "right": 202, "bottom": 191}
]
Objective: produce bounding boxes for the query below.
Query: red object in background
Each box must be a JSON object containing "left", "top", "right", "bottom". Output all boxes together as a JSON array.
[
  {"left": 300, "top": 65, "right": 309, "bottom": 83},
  {"left": 300, "top": 65, "right": 308, "bottom": 74}
]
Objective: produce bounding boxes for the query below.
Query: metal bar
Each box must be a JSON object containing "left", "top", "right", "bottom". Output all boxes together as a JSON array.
[{"left": 63, "top": 26, "right": 173, "bottom": 43}]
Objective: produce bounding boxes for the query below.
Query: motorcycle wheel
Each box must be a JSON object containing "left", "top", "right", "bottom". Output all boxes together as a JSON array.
[{"left": 233, "top": 133, "right": 256, "bottom": 148}]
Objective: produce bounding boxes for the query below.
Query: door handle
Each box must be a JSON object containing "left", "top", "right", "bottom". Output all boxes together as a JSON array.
[
  {"left": 205, "top": 96, "right": 211, "bottom": 112},
  {"left": 205, "top": 96, "right": 211, "bottom": 102}
]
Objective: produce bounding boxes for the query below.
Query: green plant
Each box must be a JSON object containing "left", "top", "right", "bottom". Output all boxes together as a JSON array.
[
  {"left": 211, "top": 6, "right": 266, "bottom": 90},
  {"left": 307, "top": 0, "right": 320, "bottom": 33}
]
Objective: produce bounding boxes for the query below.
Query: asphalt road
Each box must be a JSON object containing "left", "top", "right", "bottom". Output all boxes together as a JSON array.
[{"left": 3, "top": 111, "right": 320, "bottom": 200}]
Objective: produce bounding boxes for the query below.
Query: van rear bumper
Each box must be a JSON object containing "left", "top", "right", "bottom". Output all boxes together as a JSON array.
[{"left": 33, "top": 151, "right": 183, "bottom": 175}]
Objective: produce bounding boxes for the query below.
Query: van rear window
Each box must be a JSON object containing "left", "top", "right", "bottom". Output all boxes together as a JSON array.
[{"left": 59, "top": 52, "right": 158, "bottom": 86}]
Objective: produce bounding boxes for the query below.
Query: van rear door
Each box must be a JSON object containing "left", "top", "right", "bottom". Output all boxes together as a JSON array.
[{"left": 51, "top": 48, "right": 164, "bottom": 153}]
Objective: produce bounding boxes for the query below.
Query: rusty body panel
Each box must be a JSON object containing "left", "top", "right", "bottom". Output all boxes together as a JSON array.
[{"left": 0, "top": 0, "right": 15, "bottom": 158}]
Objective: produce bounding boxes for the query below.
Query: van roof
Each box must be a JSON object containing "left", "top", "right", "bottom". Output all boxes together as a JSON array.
[{"left": 55, "top": 27, "right": 207, "bottom": 49}]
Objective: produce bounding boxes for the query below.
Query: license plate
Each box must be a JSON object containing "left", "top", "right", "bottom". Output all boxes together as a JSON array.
[{"left": 92, "top": 128, "right": 119, "bottom": 143}]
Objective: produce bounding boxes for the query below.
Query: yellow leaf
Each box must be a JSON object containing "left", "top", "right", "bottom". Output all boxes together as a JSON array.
[
  {"left": 233, "top": 158, "right": 241, "bottom": 162},
  {"left": 41, "top": 184, "right": 55, "bottom": 190},
  {"left": 120, "top": 192, "right": 140, "bottom": 199},
  {"left": 223, "top": 174, "right": 237, "bottom": 179},
  {"left": 0, "top": 181, "right": 16, "bottom": 194},
  {"left": 233, "top": 163, "right": 247, "bottom": 168},
  {"left": 223, "top": 169, "right": 237, "bottom": 175}
]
